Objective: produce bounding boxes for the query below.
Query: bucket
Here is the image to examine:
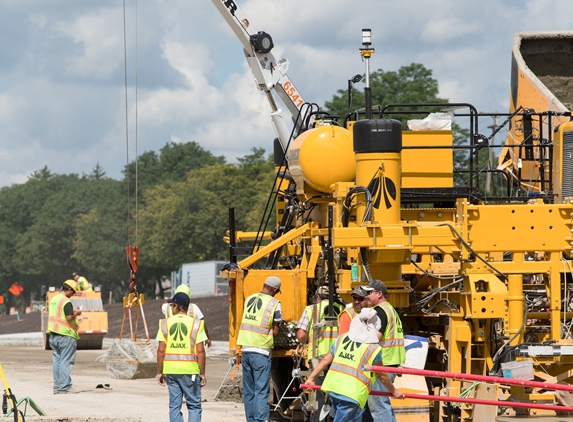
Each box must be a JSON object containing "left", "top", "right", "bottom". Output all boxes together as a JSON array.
[{"left": 402, "top": 335, "right": 429, "bottom": 369}]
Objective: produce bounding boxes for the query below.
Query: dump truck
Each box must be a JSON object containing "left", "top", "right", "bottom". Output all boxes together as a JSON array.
[
  {"left": 41, "top": 287, "right": 108, "bottom": 350},
  {"left": 211, "top": 2, "right": 573, "bottom": 419}
]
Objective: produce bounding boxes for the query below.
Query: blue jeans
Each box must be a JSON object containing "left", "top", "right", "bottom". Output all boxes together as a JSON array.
[
  {"left": 49, "top": 334, "right": 76, "bottom": 393},
  {"left": 166, "top": 374, "right": 202, "bottom": 422},
  {"left": 367, "top": 372, "right": 397, "bottom": 422},
  {"left": 242, "top": 352, "right": 271, "bottom": 422},
  {"left": 329, "top": 395, "right": 364, "bottom": 422}
]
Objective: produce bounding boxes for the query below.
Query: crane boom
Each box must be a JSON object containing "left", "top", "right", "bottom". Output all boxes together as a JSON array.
[{"left": 211, "top": 0, "right": 306, "bottom": 150}]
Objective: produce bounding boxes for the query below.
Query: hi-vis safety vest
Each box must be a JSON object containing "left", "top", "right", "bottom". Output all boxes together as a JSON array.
[
  {"left": 306, "top": 300, "right": 344, "bottom": 359},
  {"left": 47, "top": 292, "right": 79, "bottom": 339},
  {"left": 160, "top": 314, "right": 205, "bottom": 374},
  {"left": 375, "top": 301, "right": 405, "bottom": 366},
  {"left": 321, "top": 334, "right": 382, "bottom": 408},
  {"left": 77, "top": 276, "right": 93, "bottom": 292},
  {"left": 339, "top": 307, "right": 357, "bottom": 325},
  {"left": 237, "top": 292, "right": 279, "bottom": 349}
]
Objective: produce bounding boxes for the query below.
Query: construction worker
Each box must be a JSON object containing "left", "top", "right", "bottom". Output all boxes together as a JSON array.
[
  {"left": 157, "top": 292, "right": 207, "bottom": 422},
  {"left": 296, "top": 285, "right": 344, "bottom": 422},
  {"left": 72, "top": 272, "right": 92, "bottom": 292},
  {"left": 236, "top": 275, "right": 282, "bottom": 422},
  {"left": 362, "top": 279, "right": 405, "bottom": 422},
  {"left": 305, "top": 308, "right": 405, "bottom": 421},
  {"left": 46, "top": 280, "right": 82, "bottom": 394},
  {"left": 161, "top": 284, "right": 212, "bottom": 347},
  {"left": 338, "top": 286, "right": 367, "bottom": 335}
]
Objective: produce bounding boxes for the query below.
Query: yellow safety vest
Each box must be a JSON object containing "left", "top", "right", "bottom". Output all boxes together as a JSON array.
[
  {"left": 321, "top": 334, "right": 382, "bottom": 408},
  {"left": 306, "top": 300, "right": 344, "bottom": 359},
  {"left": 159, "top": 314, "right": 206, "bottom": 374},
  {"left": 77, "top": 276, "right": 93, "bottom": 292},
  {"left": 237, "top": 292, "right": 279, "bottom": 349},
  {"left": 375, "top": 302, "right": 405, "bottom": 365},
  {"left": 47, "top": 292, "right": 79, "bottom": 339}
]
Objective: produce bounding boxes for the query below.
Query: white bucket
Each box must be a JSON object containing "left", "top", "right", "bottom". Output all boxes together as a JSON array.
[{"left": 402, "top": 335, "right": 429, "bottom": 369}]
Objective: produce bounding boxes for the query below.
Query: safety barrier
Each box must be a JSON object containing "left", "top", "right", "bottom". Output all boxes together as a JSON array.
[
  {"left": 365, "top": 365, "right": 573, "bottom": 393},
  {"left": 300, "top": 383, "right": 573, "bottom": 413}
]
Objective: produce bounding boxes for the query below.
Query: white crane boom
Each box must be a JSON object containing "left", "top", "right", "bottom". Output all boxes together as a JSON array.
[{"left": 211, "top": 0, "right": 307, "bottom": 151}]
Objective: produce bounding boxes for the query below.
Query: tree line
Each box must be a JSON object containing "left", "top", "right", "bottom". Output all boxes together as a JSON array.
[{"left": 0, "top": 144, "right": 274, "bottom": 311}]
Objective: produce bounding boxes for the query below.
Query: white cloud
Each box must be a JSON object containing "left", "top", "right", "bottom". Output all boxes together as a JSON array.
[
  {"left": 0, "top": 0, "right": 573, "bottom": 187},
  {"left": 51, "top": 8, "right": 124, "bottom": 80}
]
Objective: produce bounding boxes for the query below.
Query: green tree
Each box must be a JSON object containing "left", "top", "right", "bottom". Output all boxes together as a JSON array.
[
  {"left": 324, "top": 63, "right": 447, "bottom": 124},
  {"left": 138, "top": 149, "right": 274, "bottom": 270},
  {"left": 123, "top": 141, "right": 226, "bottom": 198}
]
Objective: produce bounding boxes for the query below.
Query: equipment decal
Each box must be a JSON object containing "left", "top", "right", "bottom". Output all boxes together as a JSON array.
[{"left": 283, "top": 81, "right": 304, "bottom": 109}]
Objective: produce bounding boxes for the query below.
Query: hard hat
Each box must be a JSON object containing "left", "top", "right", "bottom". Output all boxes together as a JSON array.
[
  {"left": 175, "top": 284, "right": 191, "bottom": 298},
  {"left": 317, "top": 286, "right": 329, "bottom": 297},
  {"left": 63, "top": 279, "right": 77, "bottom": 291}
]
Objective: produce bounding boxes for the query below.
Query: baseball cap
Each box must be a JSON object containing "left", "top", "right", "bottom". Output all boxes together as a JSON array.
[
  {"left": 265, "top": 276, "right": 282, "bottom": 292},
  {"left": 167, "top": 292, "right": 190, "bottom": 307},
  {"left": 361, "top": 279, "right": 388, "bottom": 296},
  {"left": 351, "top": 286, "right": 367, "bottom": 298}
]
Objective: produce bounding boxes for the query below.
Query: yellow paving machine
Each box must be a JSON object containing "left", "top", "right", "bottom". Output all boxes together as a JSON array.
[{"left": 211, "top": 3, "right": 573, "bottom": 419}]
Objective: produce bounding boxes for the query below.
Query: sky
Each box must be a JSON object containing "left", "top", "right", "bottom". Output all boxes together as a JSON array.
[{"left": 1, "top": 0, "right": 572, "bottom": 187}]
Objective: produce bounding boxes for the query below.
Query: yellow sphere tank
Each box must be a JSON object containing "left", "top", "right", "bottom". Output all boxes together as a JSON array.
[{"left": 286, "top": 125, "right": 355, "bottom": 193}]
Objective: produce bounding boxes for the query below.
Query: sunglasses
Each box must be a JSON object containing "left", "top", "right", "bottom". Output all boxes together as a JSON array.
[{"left": 352, "top": 296, "right": 365, "bottom": 302}]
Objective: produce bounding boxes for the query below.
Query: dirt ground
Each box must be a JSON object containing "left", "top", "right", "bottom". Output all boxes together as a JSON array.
[
  {"left": 0, "top": 296, "right": 260, "bottom": 421},
  {"left": 1, "top": 343, "right": 247, "bottom": 421}
]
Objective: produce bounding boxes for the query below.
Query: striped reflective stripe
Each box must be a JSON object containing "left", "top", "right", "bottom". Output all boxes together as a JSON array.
[
  {"left": 48, "top": 295, "right": 78, "bottom": 334},
  {"left": 165, "top": 354, "right": 198, "bottom": 362},
  {"left": 163, "top": 317, "right": 202, "bottom": 362},
  {"left": 377, "top": 302, "right": 404, "bottom": 348},
  {"left": 328, "top": 338, "right": 379, "bottom": 388},
  {"left": 238, "top": 295, "right": 278, "bottom": 334},
  {"left": 239, "top": 322, "right": 272, "bottom": 335},
  {"left": 310, "top": 302, "right": 340, "bottom": 341}
]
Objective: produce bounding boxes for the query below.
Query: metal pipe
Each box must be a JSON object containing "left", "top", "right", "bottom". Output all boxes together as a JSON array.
[
  {"left": 364, "top": 365, "right": 573, "bottom": 393},
  {"left": 300, "top": 383, "right": 573, "bottom": 413}
]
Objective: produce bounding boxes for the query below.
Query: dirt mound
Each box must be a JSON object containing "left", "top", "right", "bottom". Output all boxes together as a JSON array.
[{"left": 0, "top": 296, "right": 230, "bottom": 341}]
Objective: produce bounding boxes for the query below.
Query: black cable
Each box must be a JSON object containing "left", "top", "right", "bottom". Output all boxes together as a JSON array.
[{"left": 437, "top": 222, "right": 507, "bottom": 280}]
